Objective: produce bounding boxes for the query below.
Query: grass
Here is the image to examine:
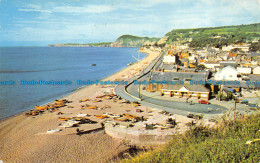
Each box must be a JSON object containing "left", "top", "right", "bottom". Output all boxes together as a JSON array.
[{"left": 120, "top": 112, "right": 260, "bottom": 163}]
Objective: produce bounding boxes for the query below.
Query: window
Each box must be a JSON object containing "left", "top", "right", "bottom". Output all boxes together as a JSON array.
[
  {"left": 173, "top": 77, "right": 179, "bottom": 81},
  {"left": 185, "top": 78, "right": 192, "bottom": 81}
]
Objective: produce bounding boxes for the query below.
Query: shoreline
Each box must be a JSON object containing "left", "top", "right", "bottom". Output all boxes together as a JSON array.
[
  {"left": 0, "top": 48, "right": 162, "bottom": 162},
  {"left": 0, "top": 49, "right": 146, "bottom": 122}
]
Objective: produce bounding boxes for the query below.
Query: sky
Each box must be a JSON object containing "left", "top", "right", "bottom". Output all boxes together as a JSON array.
[{"left": 0, "top": 0, "right": 260, "bottom": 46}]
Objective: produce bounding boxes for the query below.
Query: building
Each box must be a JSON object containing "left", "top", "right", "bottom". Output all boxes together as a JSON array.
[
  {"left": 253, "top": 66, "right": 260, "bottom": 75},
  {"left": 163, "top": 54, "right": 176, "bottom": 64},
  {"left": 214, "top": 66, "right": 238, "bottom": 81},
  {"left": 160, "top": 84, "right": 210, "bottom": 100},
  {"left": 203, "top": 62, "right": 220, "bottom": 70},
  {"left": 220, "top": 61, "right": 237, "bottom": 67},
  {"left": 146, "top": 71, "right": 210, "bottom": 99},
  {"left": 237, "top": 67, "right": 252, "bottom": 74},
  {"left": 228, "top": 52, "right": 237, "bottom": 60},
  {"left": 222, "top": 44, "right": 250, "bottom": 52}
]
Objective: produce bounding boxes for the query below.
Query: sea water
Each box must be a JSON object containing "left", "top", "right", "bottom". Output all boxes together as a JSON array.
[{"left": 0, "top": 47, "right": 144, "bottom": 120}]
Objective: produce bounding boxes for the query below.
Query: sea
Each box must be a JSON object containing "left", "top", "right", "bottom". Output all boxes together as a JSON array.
[{"left": 0, "top": 47, "right": 144, "bottom": 120}]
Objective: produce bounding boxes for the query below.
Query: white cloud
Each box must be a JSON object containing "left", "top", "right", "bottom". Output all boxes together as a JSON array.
[
  {"left": 18, "top": 4, "right": 52, "bottom": 13},
  {"left": 19, "top": 4, "right": 116, "bottom": 14},
  {"left": 18, "top": 9, "right": 52, "bottom": 13},
  {"left": 52, "top": 5, "right": 115, "bottom": 13},
  {"left": 27, "top": 4, "right": 41, "bottom": 10}
]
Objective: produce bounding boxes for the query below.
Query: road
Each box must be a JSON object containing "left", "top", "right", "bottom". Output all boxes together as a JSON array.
[{"left": 114, "top": 51, "right": 228, "bottom": 117}]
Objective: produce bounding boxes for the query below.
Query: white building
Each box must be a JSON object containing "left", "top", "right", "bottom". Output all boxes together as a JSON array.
[
  {"left": 222, "top": 44, "right": 250, "bottom": 52},
  {"left": 237, "top": 67, "right": 252, "bottom": 74},
  {"left": 188, "top": 55, "right": 196, "bottom": 63},
  {"left": 203, "top": 62, "right": 220, "bottom": 69},
  {"left": 253, "top": 66, "right": 260, "bottom": 75},
  {"left": 163, "top": 54, "right": 176, "bottom": 64},
  {"left": 214, "top": 66, "right": 238, "bottom": 81}
]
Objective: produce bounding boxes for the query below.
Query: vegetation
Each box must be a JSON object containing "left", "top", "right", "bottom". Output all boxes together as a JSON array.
[
  {"left": 113, "top": 35, "right": 160, "bottom": 47},
  {"left": 195, "top": 64, "right": 206, "bottom": 71},
  {"left": 164, "top": 23, "right": 260, "bottom": 48},
  {"left": 62, "top": 42, "right": 112, "bottom": 46},
  {"left": 50, "top": 35, "right": 159, "bottom": 47},
  {"left": 249, "top": 40, "right": 260, "bottom": 52},
  {"left": 120, "top": 112, "right": 260, "bottom": 163},
  {"left": 83, "top": 42, "right": 112, "bottom": 46}
]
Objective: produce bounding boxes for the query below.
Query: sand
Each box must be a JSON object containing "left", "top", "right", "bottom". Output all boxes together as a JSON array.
[{"left": 0, "top": 49, "right": 161, "bottom": 162}]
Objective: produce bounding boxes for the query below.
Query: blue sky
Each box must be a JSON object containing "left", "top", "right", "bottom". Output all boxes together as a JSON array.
[{"left": 0, "top": 0, "right": 259, "bottom": 46}]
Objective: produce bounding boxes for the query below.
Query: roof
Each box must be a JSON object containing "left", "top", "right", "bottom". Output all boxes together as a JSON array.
[
  {"left": 228, "top": 53, "right": 238, "bottom": 57},
  {"left": 216, "top": 66, "right": 237, "bottom": 75},
  {"left": 162, "top": 84, "right": 210, "bottom": 93},
  {"left": 161, "top": 64, "right": 177, "bottom": 70},
  {"left": 220, "top": 61, "right": 237, "bottom": 67},
  {"left": 151, "top": 71, "right": 208, "bottom": 82}
]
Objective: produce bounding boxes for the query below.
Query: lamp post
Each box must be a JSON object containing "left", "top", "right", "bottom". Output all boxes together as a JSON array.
[{"left": 234, "top": 96, "right": 238, "bottom": 121}]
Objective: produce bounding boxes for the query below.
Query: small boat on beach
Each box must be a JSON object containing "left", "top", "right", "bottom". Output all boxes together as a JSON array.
[
  {"left": 35, "top": 105, "right": 47, "bottom": 111},
  {"left": 55, "top": 101, "right": 66, "bottom": 105},
  {"left": 114, "top": 117, "right": 128, "bottom": 122},
  {"left": 80, "top": 98, "right": 90, "bottom": 102},
  {"left": 25, "top": 110, "right": 40, "bottom": 116},
  {"left": 93, "top": 99, "right": 102, "bottom": 103},
  {"left": 58, "top": 117, "right": 70, "bottom": 121},
  {"left": 95, "top": 115, "right": 108, "bottom": 119},
  {"left": 47, "top": 129, "right": 62, "bottom": 134},
  {"left": 76, "top": 113, "right": 88, "bottom": 117},
  {"left": 96, "top": 95, "right": 106, "bottom": 98},
  {"left": 85, "top": 106, "right": 98, "bottom": 109},
  {"left": 54, "top": 104, "right": 65, "bottom": 108},
  {"left": 123, "top": 114, "right": 137, "bottom": 119}
]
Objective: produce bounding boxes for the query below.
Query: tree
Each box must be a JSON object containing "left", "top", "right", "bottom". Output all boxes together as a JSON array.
[{"left": 196, "top": 64, "right": 206, "bottom": 70}]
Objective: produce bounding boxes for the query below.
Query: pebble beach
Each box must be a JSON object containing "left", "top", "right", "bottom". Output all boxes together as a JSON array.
[{"left": 0, "top": 49, "right": 163, "bottom": 162}]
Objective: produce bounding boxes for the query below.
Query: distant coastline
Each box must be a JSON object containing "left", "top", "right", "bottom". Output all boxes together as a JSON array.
[{"left": 48, "top": 34, "right": 160, "bottom": 47}]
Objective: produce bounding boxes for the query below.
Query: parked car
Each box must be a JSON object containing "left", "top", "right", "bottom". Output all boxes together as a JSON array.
[
  {"left": 198, "top": 99, "right": 211, "bottom": 105},
  {"left": 241, "top": 99, "right": 249, "bottom": 105},
  {"left": 248, "top": 104, "right": 259, "bottom": 110}
]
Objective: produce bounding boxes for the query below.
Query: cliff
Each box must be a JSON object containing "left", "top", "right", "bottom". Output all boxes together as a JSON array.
[
  {"left": 110, "top": 35, "right": 160, "bottom": 47},
  {"left": 49, "top": 35, "right": 159, "bottom": 47}
]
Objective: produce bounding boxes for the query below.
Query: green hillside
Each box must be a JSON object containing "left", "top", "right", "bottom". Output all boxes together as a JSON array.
[
  {"left": 112, "top": 35, "right": 160, "bottom": 47},
  {"left": 165, "top": 23, "right": 260, "bottom": 48},
  {"left": 120, "top": 112, "right": 260, "bottom": 163}
]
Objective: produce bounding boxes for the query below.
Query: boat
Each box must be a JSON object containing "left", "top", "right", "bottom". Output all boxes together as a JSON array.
[
  {"left": 59, "top": 120, "right": 79, "bottom": 128},
  {"left": 85, "top": 106, "right": 98, "bottom": 109},
  {"left": 54, "top": 104, "right": 65, "bottom": 108},
  {"left": 55, "top": 101, "right": 66, "bottom": 104},
  {"left": 25, "top": 110, "right": 39, "bottom": 116},
  {"left": 123, "top": 114, "right": 137, "bottom": 119},
  {"left": 47, "top": 129, "right": 62, "bottom": 134},
  {"left": 76, "top": 113, "right": 88, "bottom": 117},
  {"left": 35, "top": 105, "right": 47, "bottom": 110},
  {"left": 58, "top": 117, "right": 70, "bottom": 121},
  {"left": 95, "top": 115, "right": 108, "bottom": 119},
  {"left": 108, "top": 114, "right": 121, "bottom": 118},
  {"left": 96, "top": 95, "right": 106, "bottom": 98},
  {"left": 47, "top": 105, "right": 55, "bottom": 109},
  {"left": 72, "top": 117, "right": 86, "bottom": 121},
  {"left": 127, "top": 62, "right": 133, "bottom": 66},
  {"left": 80, "top": 98, "right": 90, "bottom": 102},
  {"left": 114, "top": 117, "right": 128, "bottom": 122},
  {"left": 93, "top": 99, "right": 102, "bottom": 103},
  {"left": 92, "top": 64, "right": 96, "bottom": 66},
  {"left": 55, "top": 99, "right": 69, "bottom": 103}
]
